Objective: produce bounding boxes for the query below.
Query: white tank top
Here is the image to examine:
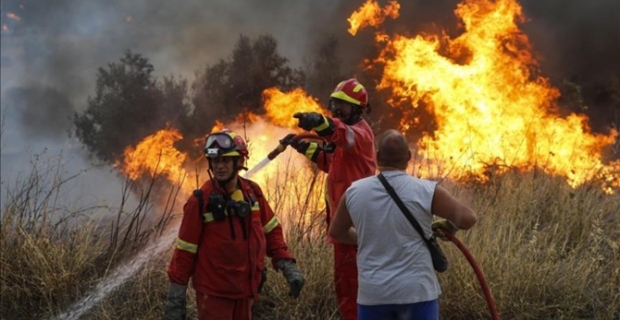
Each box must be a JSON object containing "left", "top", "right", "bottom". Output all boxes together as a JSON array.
[{"left": 345, "top": 170, "right": 441, "bottom": 305}]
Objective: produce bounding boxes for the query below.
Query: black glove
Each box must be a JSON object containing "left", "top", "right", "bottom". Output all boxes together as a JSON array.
[
  {"left": 279, "top": 133, "right": 297, "bottom": 146},
  {"left": 163, "top": 283, "right": 187, "bottom": 320},
  {"left": 279, "top": 133, "right": 311, "bottom": 155},
  {"left": 275, "top": 259, "right": 305, "bottom": 298},
  {"left": 293, "top": 112, "right": 325, "bottom": 131}
]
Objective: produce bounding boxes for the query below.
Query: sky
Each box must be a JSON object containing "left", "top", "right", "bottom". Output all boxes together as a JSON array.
[{"left": 1, "top": 0, "right": 618, "bottom": 209}]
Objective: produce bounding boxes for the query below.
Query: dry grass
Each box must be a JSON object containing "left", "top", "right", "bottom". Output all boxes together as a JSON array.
[
  {"left": 439, "top": 171, "right": 620, "bottom": 320},
  {"left": 0, "top": 152, "right": 177, "bottom": 320},
  {"left": 1, "top": 153, "right": 619, "bottom": 320}
]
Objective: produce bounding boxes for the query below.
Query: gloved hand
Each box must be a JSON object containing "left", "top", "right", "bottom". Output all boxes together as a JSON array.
[
  {"left": 279, "top": 133, "right": 311, "bottom": 155},
  {"left": 293, "top": 112, "right": 325, "bottom": 131},
  {"left": 279, "top": 133, "right": 297, "bottom": 147},
  {"left": 275, "top": 259, "right": 305, "bottom": 298},
  {"left": 163, "top": 283, "right": 187, "bottom": 320},
  {"left": 432, "top": 220, "right": 459, "bottom": 242}
]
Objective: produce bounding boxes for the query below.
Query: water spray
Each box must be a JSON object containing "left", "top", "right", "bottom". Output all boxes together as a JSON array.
[
  {"left": 53, "top": 227, "right": 179, "bottom": 320},
  {"left": 244, "top": 133, "right": 322, "bottom": 179}
]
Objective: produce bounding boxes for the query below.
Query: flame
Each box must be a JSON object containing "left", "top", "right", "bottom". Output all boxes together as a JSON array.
[
  {"left": 350, "top": 0, "right": 618, "bottom": 191},
  {"left": 347, "top": 0, "right": 400, "bottom": 36},
  {"left": 117, "top": 87, "right": 328, "bottom": 229},
  {"left": 211, "top": 120, "right": 225, "bottom": 133},
  {"left": 6, "top": 12, "right": 21, "bottom": 21},
  {"left": 263, "top": 87, "right": 325, "bottom": 128},
  {"left": 119, "top": 87, "right": 326, "bottom": 187},
  {"left": 120, "top": 128, "right": 190, "bottom": 188}
]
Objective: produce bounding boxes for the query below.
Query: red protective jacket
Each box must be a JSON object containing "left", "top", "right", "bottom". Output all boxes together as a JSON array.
[
  {"left": 167, "top": 177, "right": 294, "bottom": 300},
  {"left": 303, "top": 117, "right": 376, "bottom": 238}
]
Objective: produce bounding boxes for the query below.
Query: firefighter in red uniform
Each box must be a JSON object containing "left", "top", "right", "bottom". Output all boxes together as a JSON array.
[
  {"left": 281, "top": 78, "right": 376, "bottom": 320},
  {"left": 164, "top": 129, "right": 305, "bottom": 320}
]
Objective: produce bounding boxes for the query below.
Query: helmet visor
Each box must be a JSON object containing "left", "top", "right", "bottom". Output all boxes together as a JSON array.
[
  {"left": 205, "top": 133, "right": 235, "bottom": 157},
  {"left": 329, "top": 98, "right": 352, "bottom": 115}
]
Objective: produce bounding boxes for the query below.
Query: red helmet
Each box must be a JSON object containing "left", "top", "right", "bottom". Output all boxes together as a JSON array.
[
  {"left": 204, "top": 129, "right": 249, "bottom": 158},
  {"left": 330, "top": 78, "right": 368, "bottom": 108}
]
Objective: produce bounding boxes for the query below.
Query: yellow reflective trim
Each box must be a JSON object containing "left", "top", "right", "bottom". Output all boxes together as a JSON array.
[
  {"left": 353, "top": 83, "right": 364, "bottom": 92},
  {"left": 204, "top": 206, "right": 258, "bottom": 223},
  {"left": 263, "top": 216, "right": 279, "bottom": 233},
  {"left": 203, "top": 212, "right": 215, "bottom": 223},
  {"left": 314, "top": 116, "right": 330, "bottom": 132},
  {"left": 305, "top": 142, "right": 318, "bottom": 160},
  {"left": 330, "top": 91, "right": 361, "bottom": 106},
  {"left": 177, "top": 238, "right": 198, "bottom": 254},
  {"left": 346, "top": 127, "right": 355, "bottom": 149}
]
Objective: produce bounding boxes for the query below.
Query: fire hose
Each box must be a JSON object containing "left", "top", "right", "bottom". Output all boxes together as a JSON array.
[
  {"left": 440, "top": 228, "right": 500, "bottom": 320},
  {"left": 269, "top": 133, "right": 499, "bottom": 319},
  {"left": 266, "top": 132, "right": 324, "bottom": 160}
]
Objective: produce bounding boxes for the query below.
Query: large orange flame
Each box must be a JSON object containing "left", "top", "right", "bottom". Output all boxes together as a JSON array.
[
  {"left": 347, "top": 0, "right": 400, "bottom": 36},
  {"left": 118, "top": 87, "right": 328, "bottom": 228},
  {"left": 263, "top": 87, "right": 326, "bottom": 128},
  {"left": 120, "top": 127, "right": 191, "bottom": 192},
  {"left": 348, "top": 0, "right": 618, "bottom": 191}
]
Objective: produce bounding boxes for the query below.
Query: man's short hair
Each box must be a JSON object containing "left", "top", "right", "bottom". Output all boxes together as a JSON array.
[{"left": 376, "top": 129, "right": 411, "bottom": 169}]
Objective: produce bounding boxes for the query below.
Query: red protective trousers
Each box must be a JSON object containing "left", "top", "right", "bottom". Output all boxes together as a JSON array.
[
  {"left": 334, "top": 242, "right": 359, "bottom": 320},
  {"left": 196, "top": 292, "right": 252, "bottom": 320}
]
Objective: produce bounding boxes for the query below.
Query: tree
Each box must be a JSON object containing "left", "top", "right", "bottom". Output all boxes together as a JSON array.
[
  {"left": 190, "top": 34, "right": 305, "bottom": 138},
  {"left": 74, "top": 50, "right": 190, "bottom": 163},
  {"left": 305, "top": 34, "right": 347, "bottom": 106}
]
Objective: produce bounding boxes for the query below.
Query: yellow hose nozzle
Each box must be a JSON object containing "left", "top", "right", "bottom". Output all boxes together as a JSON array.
[{"left": 267, "top": 143, "right": 286, "bottom": 160}]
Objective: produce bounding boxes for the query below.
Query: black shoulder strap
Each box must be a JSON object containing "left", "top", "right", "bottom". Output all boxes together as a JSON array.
[
  {"left": 241, "top": 177, "right": 263, "bottom": 199},
  {"left": 377, "top": 173, "right": 430, "bottom": 243},
  {"left": 193, "top": 189, "right": 204, "bottom": 221}
]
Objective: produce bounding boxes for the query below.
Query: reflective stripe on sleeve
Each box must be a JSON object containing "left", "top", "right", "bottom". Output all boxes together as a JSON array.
[
  {"left": 263, "top": 216, "right": 279, "bottom": 233},
  {"left": 346, "top": 127, "right": 355, "bottom": 149},
  {"left": 314, "top": 116, "right": 330, "bottom": 132},
  {"left": 304, "top": 142, "right": 318, "bottom": 160},
  {"left": 177, "top": 238, "right": 198, "bottom": 254}
]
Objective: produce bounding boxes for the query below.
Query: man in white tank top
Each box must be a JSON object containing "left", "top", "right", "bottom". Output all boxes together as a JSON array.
[{"left": 328, "top": 129, "right": 478, "bottom": 320}]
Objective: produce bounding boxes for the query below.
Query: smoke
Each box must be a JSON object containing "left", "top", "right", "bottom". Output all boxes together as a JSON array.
[
  {"left": 2, "top": 0, "right": 617, "bottom": 132},
  {"left": 518, "top": 0, "right": 620, "bottom": 83},
  {"left": 1, "top": 0, "right": 617, "bottom": 173},
  {"left": 1, "top": 0, "right": 341, "bottom": 96},
  {"left": 4, "top": 85, "right": 73, "bottom": 140},
  {"left": 0, "top": 0, "right": 342, "bottom": 212}
]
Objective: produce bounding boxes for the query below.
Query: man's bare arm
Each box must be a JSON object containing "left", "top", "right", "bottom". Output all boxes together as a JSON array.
[
  {"left": 328, "top": 193, "right": 358, "bottom": 245},
  {"left": 431, "top": 185, "right": 477, "bottom": 230}
]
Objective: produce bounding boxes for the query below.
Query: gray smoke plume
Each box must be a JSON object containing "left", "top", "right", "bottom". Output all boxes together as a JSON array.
[
  {"left": 1, "top": 0, "right": 617, "bottom": 160},
  {"left": 0, "top": 0, "right": 341, "bottom": 210},
  {"left": 2, "top": 0, "right": 618, "bottom": 138}
]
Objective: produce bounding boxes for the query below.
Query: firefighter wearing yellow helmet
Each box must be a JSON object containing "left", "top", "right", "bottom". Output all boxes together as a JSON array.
[
  {"left": 165, "top": 129, "right": 305, "bottom": 320},
  {"left": 281, "top": 78, "right": 377, "bottom": 320}
]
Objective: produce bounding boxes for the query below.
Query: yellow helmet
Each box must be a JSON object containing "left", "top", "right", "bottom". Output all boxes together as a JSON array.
[{"left": 204, "top": 129, "right": 249, "bottom": 158}]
